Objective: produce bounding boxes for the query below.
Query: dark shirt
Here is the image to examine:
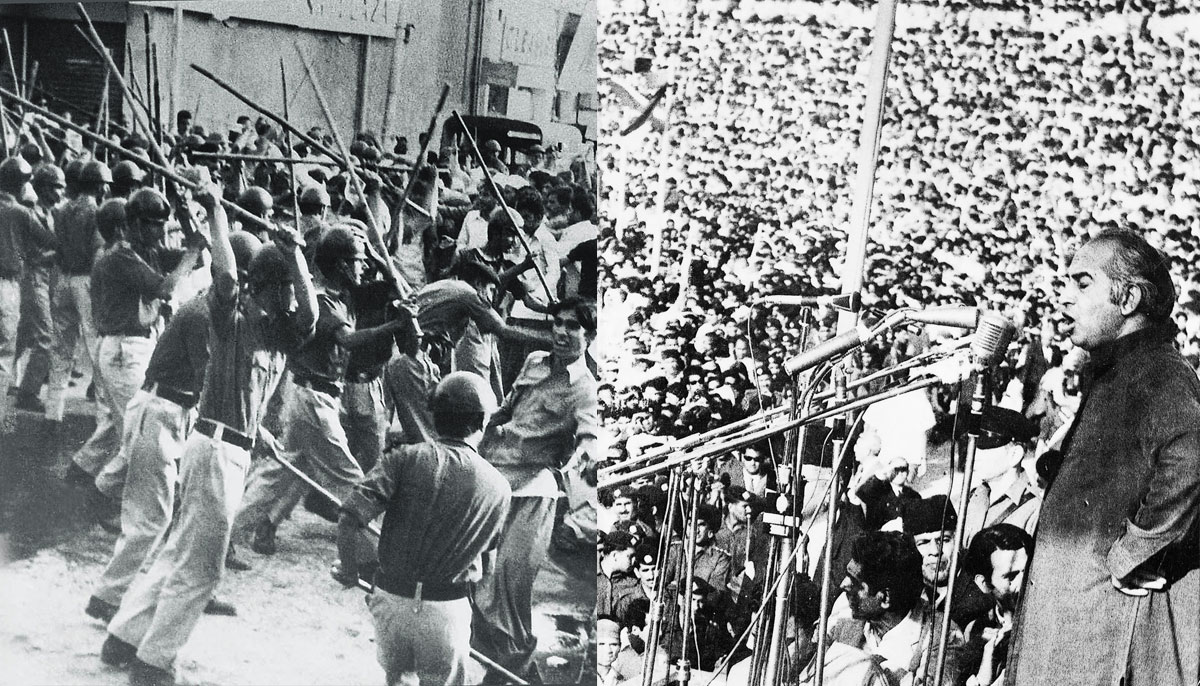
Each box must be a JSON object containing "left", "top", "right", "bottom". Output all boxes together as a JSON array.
[
  {"left": 53, "top": 195, "right": 100, "bottom": 275},
  {"left": 0, "top": 191, "right": 55, "bottom": 278},
  {"left": 597, "top": 570, "right": 639, "bottom": 618},
  {"left": 199, "top": 284, "right": 312, "bottom": 433},
  {"left": 566, "top": 238, "right": 597, "bottom": 300},
  {"left": 288, "top": 288, "right": 354, "bottom": 384},
  {"left": 341, "top": 437, "right": 511, "bottom": 586},
  {"left": 90, "top": 243, "right": 168, "bottom": 335},
  {"left": 346, "top": 280, "right": 397, "bottom": 378},
  {"left": 143, "top": 292, "right": 211, "bottom": 394}
]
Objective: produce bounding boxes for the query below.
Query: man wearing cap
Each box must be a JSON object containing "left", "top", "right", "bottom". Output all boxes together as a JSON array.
[
  {"left": 45, "top": 159, "right": 109, "bottom": 423},
  {"left": 100, "top": 187, "right": 316, "bottom": 686},
  {"left": 598, "top": 531, "right": 639, "bottom": 618},
  {"left": 958, "top": 407, "right": 1040, "bottom": 547},
  {"left": 0, "top": 156, "right": 57, "bottom": 430},
  {"left": 715, "top": 487, "right": 755, "bottom": 571},
  {"left": 11, "top": 164, "right": 66, "bottom": 413},
  {"left": 663, "top": 503, "right": 733, "bottom": 601},
  {"left": 615, "top": 544, "right": 661, "bottom": 622},
  {"left": 902, "top": 495, "right": 959, "bottom": 610},
  {"left": 238, "top": 225, "right": 411, "bottom": 556},
  {"left": 69, "top": 188, "right": 206, "bottom": 488},
  {"left": 1009, "top": 231, "right": 1200, "bottom": 686},
  {"left": 333, "top": 371, "right": 511, "bottom": 686},
  {"left": 472, "top": 296, "right": 599, "bottom": 682},
  {"left": 659, "top": 575, "right": 738, "bottom": 673}
]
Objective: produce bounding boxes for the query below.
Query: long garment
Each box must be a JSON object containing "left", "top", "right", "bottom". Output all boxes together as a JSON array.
[{"left": 1007, "top": 324, "right": 1200, "bottom": 686}]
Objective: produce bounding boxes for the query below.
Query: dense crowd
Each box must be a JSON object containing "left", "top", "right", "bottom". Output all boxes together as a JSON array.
[
  {"left": 595, "top": 1, "right": 1200, "bottom": 685},
  {"left": 0, "top": 92, "right": 598, "bottom": 686}
]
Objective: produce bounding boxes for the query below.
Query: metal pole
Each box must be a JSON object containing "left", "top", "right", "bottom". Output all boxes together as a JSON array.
[
  {"left": 386, "top": 82, "right": 449, "bottom": 251},
  {"left": 834, "top": 0, "right": 897, "bottom": 336},
  {"left": 0, "top": 83, "right": 281, "bottom": 238},
  {"left": 641, "top": 469, "right": 682, "bottom": 686},
  {"left": 450, "top": 110, "right": 555, "bottom": 303}
]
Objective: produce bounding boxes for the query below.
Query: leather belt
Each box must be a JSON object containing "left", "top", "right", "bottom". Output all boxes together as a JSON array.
[
  {"left": 100, "top": 329, "right": 153, "bottom": 338},
  {"left": 194, "top": 418, "right": 254, "bottom": 451},
  {"left": 374, "top": 575, "right": 470, "bottom": 602},
  {"left": 143, "top": 381, "right": 198, "bottom": 409},
  {"left": 293, "top": 375, "right": 342, "bottom": 399}
]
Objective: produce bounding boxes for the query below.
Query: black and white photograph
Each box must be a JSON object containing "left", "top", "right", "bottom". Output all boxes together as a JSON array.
[
  {"left": 0, "top": 1, "right": 598, "bottom": 684},
  {"left": 596, "top": 0, "right": 1200, "bottom": 685}
]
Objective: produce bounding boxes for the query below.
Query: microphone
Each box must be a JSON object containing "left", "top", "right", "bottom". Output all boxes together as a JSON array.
[
  {"left": 970, "top": 312, "right": 1016, "bottom": 366},
  {"left": 756, "top": 292, "right": 862, "bottom": 313},
  {"left": 784, "top": 321, "right": 872, "bottom": 375},
  {"left": 905, "top": 307, "right": 981, "bottom": 329}
]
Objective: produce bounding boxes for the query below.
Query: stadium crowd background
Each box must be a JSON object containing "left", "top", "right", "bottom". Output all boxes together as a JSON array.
[{"left": 595, "top": 0, "right": 1200, "bottom": 683}]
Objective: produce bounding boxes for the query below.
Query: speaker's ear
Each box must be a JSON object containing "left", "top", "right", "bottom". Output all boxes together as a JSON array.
[{"left": 1119, "top": 282, "right": 1144, "bottom": 317}]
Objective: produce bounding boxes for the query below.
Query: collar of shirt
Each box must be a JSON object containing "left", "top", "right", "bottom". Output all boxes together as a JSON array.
[
  {"left": 864, "top": 603, "right": 924, "bottom": 672},
  {"left": 516, "top": 350, "right": 590, "bottom": 386},
  {"left": 1085, "top": 321, "right": 1176, "bottom": 379}
]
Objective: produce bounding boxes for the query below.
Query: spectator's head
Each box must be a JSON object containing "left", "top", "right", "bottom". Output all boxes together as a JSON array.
[
  {"left": 514, "top": 186, "right": 544, "bottom": 235},
  {"left": 633, "top": 544, "right": 659, "bottom": 588},
  {"left": 609, "top": 487, "right": 637, "bottom": 524},
  {"left": 596, "top": 616, "right": 621, "bottom": 669},
  {"left": 841, "top": 530, "right": 924, "bottom": 621},
  {"left": 1064, "top": 230, "right": 1176, "bottom": 351},
  {"left": 965, "top": 523, "right": 1033, "bottom": 613},
  {"left": 600, "top": 531, "right": 637, "bottom": 576},
  {"left": 903, "top": 495, "right": 958, "bottom": 589},
  {"left": 693, "top": 503, "right": 721, "bottom": 546},
  {"left": 486, "top": 207, "right": 522, "bottom": 253},
  {"left": 741, "top": 443, "right": 769, "bottom": 475},
  {"left": 430, "top": 371, "right": 497, "bottom": 438}
]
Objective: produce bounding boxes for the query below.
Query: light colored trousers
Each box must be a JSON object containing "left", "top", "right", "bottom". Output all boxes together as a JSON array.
[
  {"left": 369, "top": 591, "right": 472, "bottom": 686},
  {"left": 93, "top": 390, "right": 193, "bottom": 606},
  {"left": 73, "top": 335, "right": 155, "bottom": 477},
  {"left": 0, "top": 277, "right": 20, "bottom": 431},
  {"left": 46, "top": 271, "right": 99, "bottom": 422},
  {"left": 108, "top": 432, "right": 251, "bottom": 670}
]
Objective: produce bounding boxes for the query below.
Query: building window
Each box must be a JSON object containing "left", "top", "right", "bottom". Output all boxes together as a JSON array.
[
  {"left": 487, "top": 85, "right": 509, "bottom": 116},
  {"left": 552, "top": 91, "right": 564, "bottom": 121}
]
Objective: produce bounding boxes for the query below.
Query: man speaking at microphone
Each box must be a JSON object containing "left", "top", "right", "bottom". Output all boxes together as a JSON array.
[{"left": 1007, "top": 230, "right": 1200, "bottom": 686}]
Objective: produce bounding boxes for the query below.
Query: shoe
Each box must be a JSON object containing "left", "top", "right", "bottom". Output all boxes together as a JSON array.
[
  {"left": 64, "top": 462, "right": 95, "bottom": 488},
  {"left": 86, "top": 596, "right": 118, "bottom": 623},
  {"left": 251, "top": 520, "right": 277, "bottom": 555},
  {"left": 225, "top": 544, "right": 252, "bottom": 571},
  {"left": 89, "top": 489, "right": 122, "bottom": 534},
  {"left": 14, "top": 392, "right": 45, "bottom": 413},
  {"left": 203, "top": 597, "right": 237, "bottom": 616},
  {"left": 100, "top": 634, "right": 137, "bottom": 667},
  {"left": 128, "top": 658, "right": 174, "bottom": 686}
]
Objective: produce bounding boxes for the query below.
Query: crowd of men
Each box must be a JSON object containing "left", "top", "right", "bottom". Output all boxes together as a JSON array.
[
  {"left": 0, "top": 95, "right": 599, "bottom": 686},
  {"left": 596, "top": 1, "right": 1200, "bottom": 685}
]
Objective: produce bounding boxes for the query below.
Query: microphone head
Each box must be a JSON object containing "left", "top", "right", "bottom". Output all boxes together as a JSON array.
[{"left": 971, "top": 313, "right": 1016, "bottom": 366}]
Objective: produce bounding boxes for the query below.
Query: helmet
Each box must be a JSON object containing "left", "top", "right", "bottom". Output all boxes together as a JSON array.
[
  {"left": 95, "top": 198, "right": 127, "bottom": 245},
  {"left": 228, "top": 230, "right": 263, "bottom": 275},
  {"left": 298, "top": 184, "right": 330, "bottom": 213},
  {"left": 246, "top": 243, "right": 291, "bottom": 287},
  {"left": 236, "top": 186, "right": 273, "bottom": 218},
  {"left": 126, "top": 188, "right": 171, "bottom": 223},
  {"left": 19, "top": 143, "right": 42, "bottom": 166},
  {"left": 431, "top": 371, "right": 498, "bottom": 417},
  {"left": 316, "top": 225, "right": 365, "bottom": 264},
  {"left": 80, "top": 160, "right": 113, "bottom": 188},
  {"left": 64, "top": 159, "right": 85, "bottom": 191},
  {"left": 0, "top": 156, "right": 33, "bottom": 193},
  {"left": 112, "top": 160, "right": 146, "bottom": 188},
  {"left": 32, "top": 164, "right": 65, "bottom": 190}
]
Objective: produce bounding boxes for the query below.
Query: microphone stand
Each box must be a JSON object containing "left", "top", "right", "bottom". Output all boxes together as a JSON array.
[
  {"left": 673, "top": 473, "right": 704, "bottom": 686},
  {"left": 814, "top": 361, "right": 853, "bottom": 686},
  {"left": 759, "top": 307, "right": 815, "bottom": 686},
  {"left": 641, "top": 469, "right": 683, "bottom": 686},
  {"left": 931, "top": 366, "right": 990, "bottom": 686}
]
